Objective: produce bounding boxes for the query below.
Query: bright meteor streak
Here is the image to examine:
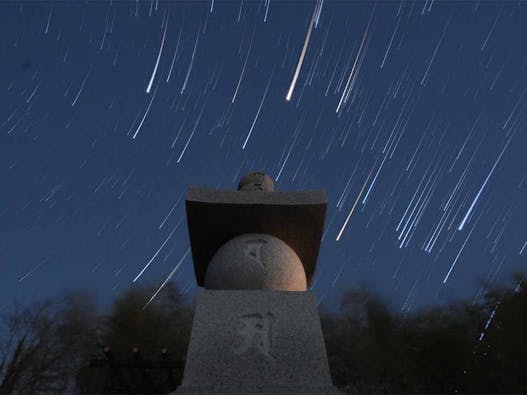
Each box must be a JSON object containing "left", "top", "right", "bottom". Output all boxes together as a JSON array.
[
  {"left": 336, "top": 160, "right": 377, "bottom": 241},
  {"left": 143, "top": 248, "right": 190, "bottom": 309},
  {"left": 146, "top": 11, "right": 169, "bottom": 94},
  {"left": 458, "top": 137, "right": 511, "bottom": 231},
  {"left": 133, "top": 218, "right": 183, "bottom": 282},
  {"left": 286, "top": 5, "right": 316, "bottom": 101},
  {"left": 336, "top": 9, "right": 374, "bottom": 113}
]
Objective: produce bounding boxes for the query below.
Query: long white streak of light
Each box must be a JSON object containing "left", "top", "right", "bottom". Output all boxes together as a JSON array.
[
  {"left": 264, "top": 0, "right": 270, "bottom": 22},
  {"left": 478, "top": 303, "right": 500, "bottom": 341},
  {"left": 380, "top": 16, "right": 400, "bottom": 68},
  {"left": 399, "top": 175, "right": 436, "bottom": 247},
  {"left": 444, "top": 164, "right": 469, "bottom": 212},
  {"left": 19, "top": 259, "right": 47, "bottom": 282},
  {"left": 276, "top": 132, "right": 299, "bottom": 181},
  {"left": 72, "top": 67, "right": 91, "bottom": 107},
  {"left": 166, "top": 21, "right": 183, "bottom": 83},
  {"left": 237, "top": 0, "right": 244, "bottom": 22},
  {"left": 458, "top": 137, "right": 511, "bottom": 231},
  {"left": 406, "top": 116, "right": 433, "bottom": 170},
  {"left": 400, "top": 168, "right": 441, "bottom": 248},
  {"left": 133, "top": 218, "right": 183, "bottom": 283},
  {"left": 340, "top": 41, "right": 369, "bottom": 112},
  {"left": 395, "top": 161, "right": 434, "bottom": 232},
  {"left": 3, "top": 108, "right": 18, "bottom": 127},
  {"left": 336, "top": 160, "right": 377, "bottom": 241},
  {"left": 444, "top": 210, "right": 482, "bottom": 283},
  {"left": 285, "top": 5, "right": 316, "bottom": 101},
  {"left": 502, "top": 88, "right": 526, "bottom": 130},
  {"left": 7, "top": 104, "right": 32, "bottom": 134},
  {"left": 420, "top": 16, "right": 449, "bottom": 86},
  {"left": 180, "top": 27, "right": 200, "bottom": 95},
  {"left": 242, "top": 72, "right": 272, "bottom": 149},
  {"left": 331, "top": 260, "right": 346, "bottom": 287},
  {"left": 26, "top": 81, "right": 42, "bottom": 103},
  {"left": 372, "top": 83, "right": 392, "bottom": 126},
  {"left": 337, "top": 158, "right": 361, "bottom": 209},
  {"left": 448, "top": 194, "right": 468, "bottom": 233},
  {"left": 45, "top": 2, "right": 53, "bottom": 34},
  {"left": 361, "top": 151, "right": 386, "bottom": 204},
  {"left": 449, "top": 113, "right": 481, "bottom": 173},
  {"left": 335, "top": 9, "right": 374, "bottom": 113},
  {"left": 382, "top": 92, "right": 412, "bottom": 154},
  {"left": 425, "top": 201, "right": 452, "bottom": 253},
  {"left": 171, "top": 120, "right": 186, "bottom": 149},
  {"left": 486, "top": 215, "right": 503, "bottom": 239},
  {"left": 324, "top": 44, "right": 344, "bottom": 97},
  {"left": 481, "top": 9, "right": 501, "bottom": 51},
  {"left": 314, "top": 0, "right": 324, "bottom": 28},
  {"left": 397, "top": 158, "right": 438, "bottom": 233},
  {"left": 132, "top": 81, "right": 159, "bottom": 139},
  {"left": 396, "top": 0, "right": 405, "bottom": 16},
  {"left": 159, "top": 192, "right": 184, "bottom": 229},
  {"left": 389, "top": 115, "right": 411, "bottom": 160},
  {"left": 177, "top": 106, "right": 205, "bottom": 163},
  {"left": 337, "top": 175, "right": 354, "bottom": 210},
  {"left": 445, "top": 134, "right": 485, "bottom": 211},
  {"left": 232, "top": 31, "right": 254, "bottom": 103},
  {"left": 415, "top": 165, "right": 443, "bottom": 232},
  {"left": 143, "top": 248, "right": 190, "bottom": 309},
  {"left": 146, "top": 12, "right": 169, "bottom": 93},
  {"left": 520, "top": 239, "right": 527, "bottom": 255},
  {"left": 335, "top": 36, "right": 359, "bottom": 95}
]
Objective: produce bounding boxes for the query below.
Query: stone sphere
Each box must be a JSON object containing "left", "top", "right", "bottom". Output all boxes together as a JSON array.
[
  {"left": 204, "top": 233, "right": 307, "bottom": 291},
  {"left": 237, "top": 172, "right": 275, "bottom": 192}
]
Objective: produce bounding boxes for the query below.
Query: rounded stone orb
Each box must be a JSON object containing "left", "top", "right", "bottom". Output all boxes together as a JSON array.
[{"left": 204, "top": 233, "right": 307, "bottom": 291}]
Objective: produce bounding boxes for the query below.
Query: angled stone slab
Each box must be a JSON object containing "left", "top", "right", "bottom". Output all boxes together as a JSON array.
[
  {"left": 174, "top": 290, "right": 340, "bottom": 395},
  {"left": 185, "top": 188, "right": 327, "bottom": 288}
]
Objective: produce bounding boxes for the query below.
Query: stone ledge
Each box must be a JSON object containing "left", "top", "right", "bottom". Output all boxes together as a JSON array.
[{"left": 185, "top": 188, "right": 327, "bottom": 287}]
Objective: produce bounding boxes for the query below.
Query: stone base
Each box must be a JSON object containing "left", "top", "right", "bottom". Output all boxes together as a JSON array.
[
  {"left": 172, "top": 290, "right": 340, "bottom": 394},
  {"left": 174, "top": 385, "right": 340, "bottom": 394}
]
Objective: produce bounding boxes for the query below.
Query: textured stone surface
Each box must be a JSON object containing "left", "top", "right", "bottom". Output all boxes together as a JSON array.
[
  {"left": 237, "top": 172, "right": 275, "bottom": 192},
  {"left": 174, "top": 385, "right": 340, "bottom": 394},
  {"left": 185, "top": 188, "right": 327, "bottom": 287},
  {"left": 174, "top": 290, "right": 340, "bottom": 394},
  {"left": 205, "top": 233, "right": 307, "bottom": 291}
]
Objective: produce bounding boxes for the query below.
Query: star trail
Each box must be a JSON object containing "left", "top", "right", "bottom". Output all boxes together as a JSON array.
[{"left": 0, "top": 1, "right": 526, "bottom": 313}]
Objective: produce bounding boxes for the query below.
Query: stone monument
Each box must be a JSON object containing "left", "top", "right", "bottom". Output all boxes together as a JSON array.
[{"left": 173, "top": 172, "right": 340, "bottom": 394}]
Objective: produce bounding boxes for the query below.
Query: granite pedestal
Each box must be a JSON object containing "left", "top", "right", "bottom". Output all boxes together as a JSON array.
[
  {"left": 174, "top": 290, "right": 340, "bottom": 395},
  {"left": 172, "top": 172, "right": 340, "bottom": 394}
]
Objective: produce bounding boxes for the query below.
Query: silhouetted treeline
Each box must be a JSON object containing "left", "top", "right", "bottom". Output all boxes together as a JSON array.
[
  {"left": 1, "top": 276, "right": 525, "bottom": 394},
  {"left": 0, "top": 284, "right": 192, "bottom": 394},
  {"left": 322, "top": 275, "right": 526, "bottom": 394}
]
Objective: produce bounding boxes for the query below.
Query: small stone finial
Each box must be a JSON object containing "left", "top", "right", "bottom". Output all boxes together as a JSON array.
[{"left": 237, "top": 172, "right": 275, "bottom": 192}]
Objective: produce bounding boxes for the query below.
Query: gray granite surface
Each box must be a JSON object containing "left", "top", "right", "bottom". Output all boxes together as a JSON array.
[
  {"left": 185, "top": 188, "right": 327, "bottom": 287},
  {"left": 205, "top": 233, "right": 307, "bottom": 291},
  {"left": 237, "top": 172, "right": 276, "bottom": 192},
  {"left": 173, "top": 290, "right": 341, "bottom": 394}
]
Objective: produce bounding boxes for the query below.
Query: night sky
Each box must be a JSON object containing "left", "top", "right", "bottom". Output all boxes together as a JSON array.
[{"left": 1, "top": 0, "right": 526, "bottom": 314}]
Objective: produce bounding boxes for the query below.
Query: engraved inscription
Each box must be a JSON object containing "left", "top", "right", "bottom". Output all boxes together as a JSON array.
[
  {"left": 234, "top": 312, "right": 275, "bottom": 360},
  {"left": 243, "top": 239, "right": 267, "bottom": 269}
]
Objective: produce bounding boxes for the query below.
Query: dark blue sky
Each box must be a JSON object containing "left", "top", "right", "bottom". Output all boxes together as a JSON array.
[{"left": 1, "top": 0, "right": 526, "bottom": 313}]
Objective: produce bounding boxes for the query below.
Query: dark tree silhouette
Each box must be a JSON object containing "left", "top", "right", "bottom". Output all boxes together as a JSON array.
[
  {"left": 0, "top": 301, "right": 68, "bottom": 394},
  {"left": 1, "top": 275, "right": 525, "bottom": 394},
  {"left": 75, "top": 283, "right": 192, "bottom": 394},
  {"left": 321, "top": 273, "right": 527, "bottom": 394}
]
